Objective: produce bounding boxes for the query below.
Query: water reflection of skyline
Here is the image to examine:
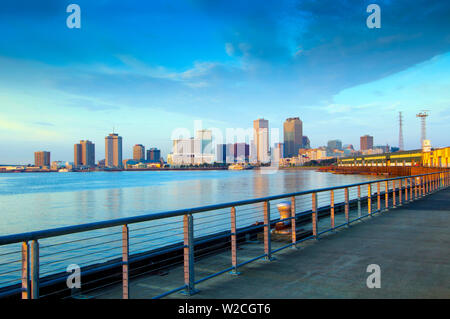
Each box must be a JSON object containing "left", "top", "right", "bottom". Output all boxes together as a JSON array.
[{"left": 0, "top": 170, "right": 379, "bottom": 235}]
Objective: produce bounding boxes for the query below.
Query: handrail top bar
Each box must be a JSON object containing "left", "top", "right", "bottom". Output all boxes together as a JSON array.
[{"left": 0, "top": 171, "right": 444, "bottom": 245}]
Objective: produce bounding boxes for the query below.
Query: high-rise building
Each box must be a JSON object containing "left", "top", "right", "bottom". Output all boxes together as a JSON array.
[
  {"left": 273, "top": 143, "right": 284, "bottom": 164},
  {"left": 253, "top": 119, "right": 270, "bottom": 163},
  {"left": 283, "top": 117, "right": 303, "bottom": 158},
  {"left": 217, "top": 144, "right": 234, "bottom": 163},
  {"left": 327, "top": 139, "right": 342, "bottom": 151},
  {"left": 147, "top": 148, "right": 161, "bottom": 162},
  {"left": 302, "top": 136, "right": 310, "bottom": 149},
  {"left": 360, "top": 135, "right": 374, "bottom": 151},
  {"left": 196, "top": 129, "right": 213, "bottom": 163},
  {"left": 133, "top": 144, "right": 145, "bottom": 161},
  {"left": 105, "top": 133, "right": 123, "bottom": 168},
  {"left": 74, "top": 140, "right": 95, "bottom": 167},
  {"left": 74, "top": 144, "right": 82, "bottom": 167},
  {"left": 217, "top": 143, "right": 249, "bottom": 163},
  {"left": 171, "top": 130, "right": 214, "bottom": 165},
  {"left": 34, "top": 151, "right": 50, "bottom": 167},
  {"left": 234, "top": 143, "right": 249, "bottom": 163}
]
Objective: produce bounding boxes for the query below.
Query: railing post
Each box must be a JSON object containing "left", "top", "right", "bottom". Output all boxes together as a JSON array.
[
  {"left": 404, "top": 178, "right": 408, "bottom": 202},
  {"left": 182, "top": 213, "right": 198, "bottom": 295},
  {"left": 291, "top": 196, "right": 297, "bottom": 248},
  {"left": 422, "top": 176, "right": 425, "bottom": 197},
  {"left": 415, "top": 177, "right": 418, "bottom": 199},
  {"left": 377, "top": 182, "right": 381, "bottom": 212},
  {"left": 122, "top": 224, "right": 130, "bottom": 299},
  {"left": 230, "top": 206, "right": 240, "bottom": 274},
  {"left": 345, "top": 187, "right": 349, "bottom": 226},
  {"left": 312, "top": 193, "right": 318, "bottom": 239},
  {"left": 393, "top": 180, "right": 396, "bottom": 208},
  {"left": 21, "top": 242, "right": 29, "bottom": 299},
  {"left": 409, "top": 177, "right": 413, "bottom": 202},
  {"left": 423, "top": 175, "right": 426, "bottom": 195},
  {"left": 30, "top": 240, "right": 39, "bottom": 299},
  {"left": 357, "top": 185, "right": 361, "bottom": 217},
  {"left": 385, "top": 180, "right": 389, "bottom": 211},
  {"left": 398, "top": 179, "right": 402, "bottom": 206},
  {"left": 263, "top": 201, "right": 274, "bottom": 261},
  {"left": 368, "top": 184, "right": 372, "bottom": 216},
  {"left": 330, "top": 190, "right": 335, "bottom": 230}
]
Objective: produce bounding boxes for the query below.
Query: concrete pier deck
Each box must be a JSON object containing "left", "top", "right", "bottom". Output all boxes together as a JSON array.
[{"left": 99, "top": 188, "right": 450, "bottom": 299}]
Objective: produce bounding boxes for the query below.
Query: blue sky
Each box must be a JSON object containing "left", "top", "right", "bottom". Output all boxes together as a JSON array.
[{"left": 0, "top": 0, "right": 449, "bottom": 164}]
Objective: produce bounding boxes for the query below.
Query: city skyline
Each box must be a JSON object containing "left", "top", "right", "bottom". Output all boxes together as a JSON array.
[
  {"left": 1, "top": 1, "right": 449, "bottom": 164},
  {"left": 0, "top": 115, "right": 443, "bottom": 166}
]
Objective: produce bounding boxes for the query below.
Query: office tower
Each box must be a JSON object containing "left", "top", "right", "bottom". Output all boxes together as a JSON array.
[
  {"left": 273, "top": 143, "right": 284, "bottom": 163},
  {"left": 105, "top": 133, "right": 123, "bottom": 168},
  {"left": 234, "top": 143, "right": 249, "bottom": 163},
  {"left": 133, "top": 144, "right": 145, "bottom": 161},
  {"left": 360, "top": 135, "right": 374, "bottom": 151},
  {"left": 327, "top": 139, "right": 342, "bottom": 151},
  {"left": 253, "top": 118, "right": 270, "bottom": 163},
  {"left": 217, "top": 144, "right": 232, "bottom": 163},
  {"left": 302, "top": 136, "right": 310, "bottom": 149},
  {"left": 171, "top": 130, "right": 214, "bottom": 165},
  {"left": 74, "top": 144, "right": 82, "bottom": 167},
  {"left": 147, "top": 148, "right": 161, "bottom": 162},
  {"left": 74, "top": 140, "right": 95, "bottom": 167},
  {"left": 34, "top": 151, "right": 50, "bottom": 167},
  {"left": 283, "top": 117, "right": 303, "bottom": 158},
  {"left": 217, "top": 143, "right": 249, "bottom": 163},
  {"left": 195, "top": 129, "right": 213, "bottom": 155}
]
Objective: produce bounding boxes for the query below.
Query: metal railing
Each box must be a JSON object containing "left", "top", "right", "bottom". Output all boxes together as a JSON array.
[{"left": 0, "top": 171, "right": 448, "bottom": 299}]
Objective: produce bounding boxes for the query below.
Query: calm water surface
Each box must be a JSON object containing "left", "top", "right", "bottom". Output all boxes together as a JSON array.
[
  {"left": 0, "top": 170, "right": 378, "bottom": 235},
  {"left": 0, "top": 170, "right": 380, "bottom": 286}
]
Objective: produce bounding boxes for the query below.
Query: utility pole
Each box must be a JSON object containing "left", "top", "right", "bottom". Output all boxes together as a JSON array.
[
  {"left": 398, "top": 112, "right": 404, "bottom": 151},
  {"left": 416, "top": 111, "right": 429, "bottom": 147}
]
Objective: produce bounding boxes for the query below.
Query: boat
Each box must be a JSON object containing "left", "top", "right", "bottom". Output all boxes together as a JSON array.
[{"left": 228, "top": 163, "right": 254, "bottom": 170}]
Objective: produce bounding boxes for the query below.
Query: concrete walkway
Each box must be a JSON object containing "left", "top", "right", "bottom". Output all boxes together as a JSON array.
[
  {"left": 173, "top": 188, "right": 450, "bottom": 299},
  {"left": 98, "top": 188, "right": 450, "bottom": 299}
]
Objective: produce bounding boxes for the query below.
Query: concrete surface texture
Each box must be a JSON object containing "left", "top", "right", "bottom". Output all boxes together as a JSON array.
[{"left": 98, "top": 188, "right": 450, "bottom": 299}]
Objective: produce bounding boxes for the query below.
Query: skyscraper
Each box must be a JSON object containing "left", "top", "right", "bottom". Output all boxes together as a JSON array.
[
  {"left": 283, "top": 117, "right": 303, "bottom": 158},
  {"left": 327, "top": 139, "right": 342, "bottom": 151},
  {"left": 147, "top": 148, "right": 161, "bottom": 162},
  {"left": 273, "top": 143, "right": 284, "bottom": 164},
  {"left": 105, "top": 133, "right": 123, "bottom": 168},
  {"left": 133, "top": 144, "right": 145, "bottom": 161},
  {"left": 74, "top": 140, "right": 95, "bottom": 167},
  {"left": 34, "top": 151, "right": 50, "bottom": 167},
  {"left": 253, "top": 118, "right": 270, "bottom": 163},
  {"left": 360, "top": 135, "right": 374, "bottom": 151}
]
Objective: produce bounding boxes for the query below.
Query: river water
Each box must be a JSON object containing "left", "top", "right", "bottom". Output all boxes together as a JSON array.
[{"left": 0, "top": 169, "right": 379, "bottom": 288}]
